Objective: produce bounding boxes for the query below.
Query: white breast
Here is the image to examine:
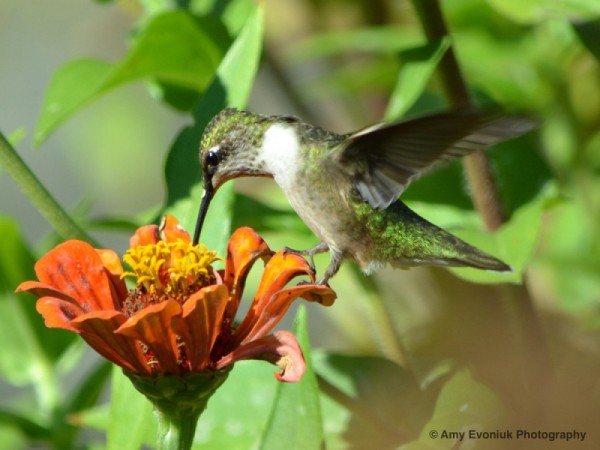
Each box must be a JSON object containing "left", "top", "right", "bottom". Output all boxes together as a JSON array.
[{"left": 258, "top": 123, "right": 300, "bottom": 191}]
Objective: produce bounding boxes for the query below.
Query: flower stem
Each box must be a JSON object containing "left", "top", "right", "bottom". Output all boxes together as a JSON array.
[
  {"left": 154, "top": 407, "right": 200, "bottom": 450},
  {"left": 0, "top": 131, "right": 97, "bottom": 244}
]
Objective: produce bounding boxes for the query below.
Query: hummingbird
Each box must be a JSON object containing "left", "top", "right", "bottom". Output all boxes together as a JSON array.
[{"left": 193, "top": 108, "right": 534, "bottom": 284}]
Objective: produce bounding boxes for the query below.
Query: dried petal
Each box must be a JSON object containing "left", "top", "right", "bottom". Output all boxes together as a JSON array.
[{"left": 217, "top": 330, "right": 306, "bottom": 383}]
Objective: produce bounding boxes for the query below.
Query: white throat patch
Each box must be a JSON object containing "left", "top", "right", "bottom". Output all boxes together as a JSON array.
[{"left": 259, "top": 123, "right": 300, "bottom": 189}]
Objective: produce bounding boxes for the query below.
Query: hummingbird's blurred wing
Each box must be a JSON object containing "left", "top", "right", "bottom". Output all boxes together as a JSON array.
[{"left": 331, "top": 110, "right": 535, "bottom": 209}]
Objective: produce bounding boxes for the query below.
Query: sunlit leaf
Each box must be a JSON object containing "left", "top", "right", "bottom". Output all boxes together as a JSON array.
[
  {"left": 260, "top": 306, "right": 323, "bottom": 450},
  {"left": 34, "top": 11, "right": 227, "bottom": 146},
  {"left": 385, "top": 38, "right": 450, "bottom": 121}
]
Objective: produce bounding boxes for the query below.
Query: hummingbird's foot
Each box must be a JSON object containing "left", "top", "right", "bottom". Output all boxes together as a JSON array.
[
  {"left": 318, "top": 249, "right": 343, "bottom": 285},
  {"left": 283, "top": 241, "right": 329, "bottom": 273}
]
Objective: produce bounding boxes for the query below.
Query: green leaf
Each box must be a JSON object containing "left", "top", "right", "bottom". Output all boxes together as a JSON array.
[
  {"left": 408, "top": 182, "right": 557, "bottom": 284},
  {"left": 260, "top": 306, "right": 324, "bottom": 450},
  {"left": 486, "top": 0, "right": 600, "bottom": 24},
  {"left": 313, "top": 352, "right": 430, "bottom": 448},
  {"left": 573, "top": 18, "right": 600, "bottom": 62},
  {"left": 107, "top": 367, "right": 155, "bottom": 450},
  {"left": 192, "top": 361, "right": 278, "bottom": 449},
  {"left": 403, "top": 370, "right": 505, "bottom": 449},
  {"left": 291, "top": 26, "right": 422, "bottom": 60},
  {"left": 0, "top": 216, "right": 76, "bottom": 386},
  {"left": 34, "top": 11, "right": 228, "bottom": 146},
  {"left": 385, "top": 38, "right": 450, "bottom": 121},
  {"left": 163, "top": 3, "right": 264, "bottom": 254}
]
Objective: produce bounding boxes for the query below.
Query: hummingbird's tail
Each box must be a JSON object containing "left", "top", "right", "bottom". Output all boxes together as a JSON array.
[{"left": 364, "top": 201, "right": 511, "bottom": 273}]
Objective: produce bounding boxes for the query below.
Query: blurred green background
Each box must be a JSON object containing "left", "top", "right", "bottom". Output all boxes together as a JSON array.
[{"left": 2, "top": 0, "right": 600, "bottom": 448}]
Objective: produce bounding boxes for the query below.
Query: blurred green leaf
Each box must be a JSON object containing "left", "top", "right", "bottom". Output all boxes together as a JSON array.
[
  {"left": 0, "top": 217, "right": 75, "bottom": 386},
  {"left": 164, "top": 3, "right": 264, "bottom": 254},
  {"left": 402, "top": 370, "right": 505, "bottom": 450},
  {"left": 260, "top": 306, "right": 323, "bottom": 450},
  {"left": 291, "top": 26, "right": 422, "bottom": 60},
  {"left": 486, "top": 0, "right": 600, "bottom": 24},
  {"left": 107, "top": 367, "right": 155, "bottom": 450},
  {"left": 385, "top": 38, "right": 450, "bottom": 121},
  {"left": 34, "top": 11, "right": 228, "bottom": 146},
  {"left": 573, "top": 18, "right": 600, "bottom": 62},
  {"left": 314, "top": 352, "right": 430, "bottom": 448},
  {"left": 193, "top": 360, "right": 277, "bottom": 449}
]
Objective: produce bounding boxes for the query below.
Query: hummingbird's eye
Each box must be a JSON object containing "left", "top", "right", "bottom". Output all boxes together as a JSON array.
[{"left": 205, "top": 150, "right": 220, "bottom": 168}]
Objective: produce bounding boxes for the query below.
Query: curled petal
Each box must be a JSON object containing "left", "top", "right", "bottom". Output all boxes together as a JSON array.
[
  {"left": 172, "top": 285, "right": 229, "bottom": 370},
  {"left": 95, "top": 249, "right": 128, "bottom": 307},
  {"left": 235, "top": 284, "right": 335, "bottom": 346},
  {"left": 217, "top": 331, "right": 305, "bottom": 383},
  {"left": 159, "top": 215, "right": 191, "bottom": 243},
  {"left": 224, "top": 227, "right": 272, "bottom": 316},
  {"left": 72, "top": 311, "right": 152, "bottom": 375},
  {"left": 27, "top": 240, "right": 120, "bottom": 313},
  {"left": 116, "top": 301, "right": 183, "bottom": 375},
  {"left": 36, "top": 296, "right": 85, "bottom": 330},
  {"left": 129, "top": 224, "right": 160, "bottom": 247},
  {"left": 233, "top": 252, "right": 319, "bottom": 344}
]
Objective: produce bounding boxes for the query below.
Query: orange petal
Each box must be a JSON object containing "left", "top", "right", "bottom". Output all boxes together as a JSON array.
[
  {"left": 233, "top": 252, "right": 313, "bottom": 341},
  {"left": 95, "top": 249, "right": 128, "bottom": 307},
  {"left": 72, "top": 311, "right": 152, "bottom": 375},
  {"left": 129, "top": 224, "right": 159, "bottom": 247},
  {"left": 36, "top": 296, "right": 85, "bottom": 331},
  {"left": 159, "top": 215, "right": 191, "bottom": 243},
  {"left": 31, "top": 240, "right": 121, "bottom": 313},
  {"left": 224, "top": 227, "right": 272, "bottom": 317},
  {"left": 235, "top": 283, "right": 335, "bottom": 346},
  {"left": 172, "top": 285, "right": 229, "bottom": 370},
  {"left": 217, "top": 330, "right": 306, "bottom": 383},
  {"left": 115, "top": 300, "right": 182, "bottom": 375}
]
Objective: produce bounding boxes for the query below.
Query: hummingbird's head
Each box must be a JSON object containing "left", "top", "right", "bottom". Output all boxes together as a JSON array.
[{"left": 193, "top": 108, "right": 271, "bottom": 243}]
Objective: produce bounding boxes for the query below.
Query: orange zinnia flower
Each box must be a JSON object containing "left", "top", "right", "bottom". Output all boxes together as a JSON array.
[{"left": 16, "top": 216, "right": 336, "bottom": 383}]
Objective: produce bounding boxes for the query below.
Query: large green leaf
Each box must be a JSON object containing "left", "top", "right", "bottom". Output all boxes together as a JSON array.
[
  {"left": 34, "top": 11, "right": 228, "bottom": 146},
  {"left": 260, "top": 306, "right": 324, "bottom": 450},
  {"left": 385, "top": 38, "right": 450, "bottom": 121},
  {"left": 486, "top": 0, "right": 600, "bottom": 24},
  {"left": 163, "top": 3, "right": 264, "bottom": 255},
  {"left": 107, "top": 367, "right": 155, "bottom": 450},
  {"left": 0, "top": 217, "right": 76, "bottom": 386},
  {"left": 402, "top": 370, "right": 505, "bottom": 449}
]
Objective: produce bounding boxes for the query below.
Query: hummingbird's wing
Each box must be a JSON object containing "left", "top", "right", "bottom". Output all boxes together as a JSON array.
[{"left": 332, "top": 110, "right": 535, "bottom": 209}]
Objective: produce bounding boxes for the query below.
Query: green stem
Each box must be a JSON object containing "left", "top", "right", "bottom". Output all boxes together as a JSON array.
[
  {"left": 0, "top": 131, "right": 97, "bottom": 245},
  {"left": 410, "top": 0, "right": 505, "bottom": 231},
  {"left": 154, "top": 407, "right": 200, "bottom": 450}
]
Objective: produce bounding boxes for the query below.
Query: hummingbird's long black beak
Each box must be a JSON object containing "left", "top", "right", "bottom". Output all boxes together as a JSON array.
[{"left": 193, "top": 182, "right": 213, "bottom": 245}]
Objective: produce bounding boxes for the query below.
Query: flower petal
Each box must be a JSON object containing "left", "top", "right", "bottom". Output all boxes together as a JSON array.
[
  {"left": 28, "top": 240, "right": 121, "bottom": 313},
  {"left": 224, "top": 227, "right": 272, "bottom": 317},
  {"left": 72, "top": 311, "right": 152, "bottom": 375},
  {"left": 36, "top": 296, "right": 85, "bottom": 330},
  {"left": 115, "top": 300, "right": 183, "bottom": 375},
  {"left": 159, "top": 215, "right": 191, "bottom": 243},
  {"left": 216, "top": 330, "right": 306, "bottom": 383},
  {"left": 95, "top": 249, "right": 128, "bottom": 308},
  {"left": 129, "top": 224, "right": 160, "bottom": 247},
  {"left": 172, "top": 285, "right": 229, "bottom": 370},
  {"left": 233, "top": 252, "right": 318, "bottom": 344},
  {"left": 235, "top": 284, "right": 335, "bottom": 346}
]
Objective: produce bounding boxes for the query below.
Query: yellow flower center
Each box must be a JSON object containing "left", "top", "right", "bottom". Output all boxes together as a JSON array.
[{"left": 121, "top": 240, "right": 219, "bottom": 300}]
